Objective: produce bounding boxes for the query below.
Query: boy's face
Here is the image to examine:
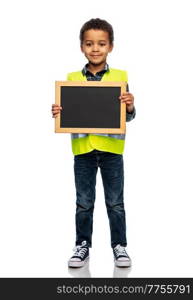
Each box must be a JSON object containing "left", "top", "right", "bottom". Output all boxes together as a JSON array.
[{"left": 81, "top": 29, "right": 113, "bottom": 66}]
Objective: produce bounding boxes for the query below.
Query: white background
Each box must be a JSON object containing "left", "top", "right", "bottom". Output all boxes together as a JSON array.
[{"left": 0, "top": 0, "right": 193, "bottom": 278}]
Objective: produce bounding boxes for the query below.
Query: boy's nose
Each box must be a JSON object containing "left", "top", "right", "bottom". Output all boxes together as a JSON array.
[{"left": 92, "top": 45, "right": 99, "bottom": 51}]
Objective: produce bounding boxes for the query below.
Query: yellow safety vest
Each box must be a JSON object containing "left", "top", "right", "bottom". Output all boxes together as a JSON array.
[{"left": 67, "top": 68, "right": 128, "bottom": 155}]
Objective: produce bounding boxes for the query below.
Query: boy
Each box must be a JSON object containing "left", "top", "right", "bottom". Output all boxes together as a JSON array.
[{"left": 52, "top": 18, "right": 136, "bottom": 268}]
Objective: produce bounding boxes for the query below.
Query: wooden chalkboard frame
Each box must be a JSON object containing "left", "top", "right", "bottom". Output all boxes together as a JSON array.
[{"left": 55, "top": 81, "right": 127, "bottom": 133}]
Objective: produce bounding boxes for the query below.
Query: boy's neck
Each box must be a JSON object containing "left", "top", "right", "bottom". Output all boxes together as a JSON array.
[{"left": 87, "top": 61, "right": 107, "bottom": 75}]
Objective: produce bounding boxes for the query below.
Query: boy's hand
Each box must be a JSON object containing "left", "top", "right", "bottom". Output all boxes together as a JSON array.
[
  {"left": 52, "top": 104, "right": 62, "bottom": 118},
  {"left": 119, "top": 92, "right": 135, "bottom": 113}
]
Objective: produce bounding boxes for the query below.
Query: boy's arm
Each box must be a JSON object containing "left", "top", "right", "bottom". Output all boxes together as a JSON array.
[{"left": 126, "top": 83, "right": 136, "bottom": 122}]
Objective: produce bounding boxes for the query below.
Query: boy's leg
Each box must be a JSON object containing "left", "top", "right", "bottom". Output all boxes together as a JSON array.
[
  {"left": 74, "top": 151, "right": 98, "bottom": 247},
  {"left": 100, "top": 152, "right": 127, "bottom": 248}
]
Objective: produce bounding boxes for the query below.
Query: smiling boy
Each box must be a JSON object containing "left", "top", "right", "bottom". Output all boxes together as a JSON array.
[{"left": 52, "top": 18, "right": 136, "bottom": 268}]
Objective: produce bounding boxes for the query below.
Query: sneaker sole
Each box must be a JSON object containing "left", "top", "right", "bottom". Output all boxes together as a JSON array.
[
  {"left": 115, "top": 259, "right": 132, "bottom": 268},
  {"left": 68, "top": 256, "right": 89, "bottom": 268}
]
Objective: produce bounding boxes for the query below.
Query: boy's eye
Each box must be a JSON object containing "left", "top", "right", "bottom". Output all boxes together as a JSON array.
[{"left": 86, "top": 43, "right": 106, "bottom": 46}]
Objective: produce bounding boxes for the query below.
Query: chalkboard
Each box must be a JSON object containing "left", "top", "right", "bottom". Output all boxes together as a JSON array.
[{"left": 55, "top": 81, "right": 127, "bottom": 133}]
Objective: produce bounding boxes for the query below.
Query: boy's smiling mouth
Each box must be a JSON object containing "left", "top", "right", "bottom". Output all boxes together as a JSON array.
[{"left": 91, "top": 55, "right": 102, "bottom": 58}]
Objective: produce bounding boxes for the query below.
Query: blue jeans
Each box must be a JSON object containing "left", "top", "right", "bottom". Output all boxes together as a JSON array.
[{"left": 74, "top": 149, "right": 127, "bottom": 248}]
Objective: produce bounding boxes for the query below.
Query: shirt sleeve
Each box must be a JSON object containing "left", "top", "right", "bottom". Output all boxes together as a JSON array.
[{"left": 126, "top": 83, "right": 136, "bottom": 122}]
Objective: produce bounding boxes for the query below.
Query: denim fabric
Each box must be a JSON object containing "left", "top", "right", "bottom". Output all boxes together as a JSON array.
[{"left": 74, "top": 149, "right": 127, "bottom": 248}]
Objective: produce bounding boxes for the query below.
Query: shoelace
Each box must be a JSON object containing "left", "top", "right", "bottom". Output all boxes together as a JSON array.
[
  {"left": 73, "top": 246, "right": 88, "bottom": 259},
  {"left": 114, "top": 245, "right": 127, "bottom": 257}
]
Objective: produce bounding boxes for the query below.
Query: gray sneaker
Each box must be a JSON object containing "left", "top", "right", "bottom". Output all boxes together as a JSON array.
[
  {"left": 113, "top": 244, "right": 132, "bottom": 267},
  {"left": 68, "top": 241, "right": 89, "bottom": 268}
]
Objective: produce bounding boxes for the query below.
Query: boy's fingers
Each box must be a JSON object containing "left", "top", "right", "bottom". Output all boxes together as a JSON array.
[
  {"left": 51, "top": 104, "right": 61, "bottom": 117},
  {"left": 53, "top": 111, "right": 60, "bottom": 115},
  {"left": 52, "top": 111, "right": 59, "bottom": 115},
  {"left": 120, "top": 95, "right": 131, "bottom": 98},
  {"left": 52, "top": 108, "right": 62, "bottom": 113},
  {"left": 120, "top": 99, "right": 133, "bottom": 104},
  {"left": 121, "top": 100, "right": 133, "bottom": 103},
  {"left": 52, "top": 111, "right": 60, "bottom": 116},
  {"left": 119, "top": 96, "right": 134, "bottom": 102},
  {"left": 52, "top": 104, "right": 62, "bottom": 109},
  {"left": 52, "top": 108, "right": 61, "bottom": 112},
  {"left": 119, "top": 95, "right": 128, "bottom": 99},
  {"left": 119, "top": 97, "right": 129, "bottom": 101}
]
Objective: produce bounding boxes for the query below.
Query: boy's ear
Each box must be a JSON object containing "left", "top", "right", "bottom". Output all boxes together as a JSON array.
[{"left": 109, "top": 44, "right": 114, "bottom": 53}]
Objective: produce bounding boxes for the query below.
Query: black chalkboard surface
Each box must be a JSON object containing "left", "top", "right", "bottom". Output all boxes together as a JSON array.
[{"left": 55, "top": 81, "right": 127, "bottom": 133}]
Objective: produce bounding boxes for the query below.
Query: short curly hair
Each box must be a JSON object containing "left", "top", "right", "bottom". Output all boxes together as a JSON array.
[{"left": 79, "top": 18, "right": 114, "bottom": 45}]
